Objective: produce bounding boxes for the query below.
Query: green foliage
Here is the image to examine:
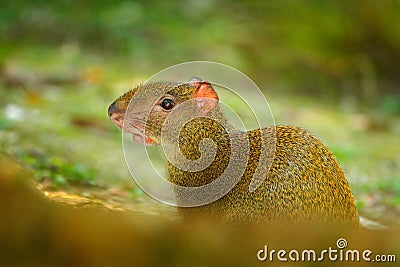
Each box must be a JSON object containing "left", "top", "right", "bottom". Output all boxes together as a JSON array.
[
  {"left": 380, "top": 95, "right": 400, "bottom": 115},
  {"left": 1, "top": 0, "right": 399, "bottom": 103},
  {"left": 0, "top": 117, "right": 12, "bottom": 130},
  {"left": 375, "top": 177, "right": 400, "bottom": 198},
  {"left": 352, "top": 176, "right": 400, "bottom": 224},
  {"left": 22, "top": 152, "right": 96, "bottom": 188}
]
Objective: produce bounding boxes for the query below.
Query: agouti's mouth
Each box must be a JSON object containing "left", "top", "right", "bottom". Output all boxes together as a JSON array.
[
  {"left": 131, "top": 127, "right": 155, "bottom": 145},
  {"left": 132, "top": 133, "right": 155, "bottom": 145},
  {"left": 108, "top": 105, "right": 155, "bottom": 145}
]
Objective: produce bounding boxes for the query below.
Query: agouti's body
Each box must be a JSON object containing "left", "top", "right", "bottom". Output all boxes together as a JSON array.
[{"left": 108, "top": 79, "right": 359, "bottom": 225}]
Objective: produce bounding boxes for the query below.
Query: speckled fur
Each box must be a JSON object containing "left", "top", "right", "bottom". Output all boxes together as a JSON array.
[{"left": 109, "top": 82, "right": 359, "bottom": 225}]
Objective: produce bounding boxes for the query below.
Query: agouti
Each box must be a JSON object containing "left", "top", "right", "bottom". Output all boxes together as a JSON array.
[{"left": 108, "top": 78, "right": 359, "bottom": 225}]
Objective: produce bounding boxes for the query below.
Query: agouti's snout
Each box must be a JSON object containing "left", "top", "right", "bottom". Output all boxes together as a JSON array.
[
  {"left": 108, "top": 101, "right": 125, "bottom": 129},
  {"left": 108, "top": 88, "right": 138, "bottom": 129}
]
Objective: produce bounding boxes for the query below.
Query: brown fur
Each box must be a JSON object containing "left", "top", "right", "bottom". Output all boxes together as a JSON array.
[{"left": 108, "top": 81, "right": 359, "bottom": 225}]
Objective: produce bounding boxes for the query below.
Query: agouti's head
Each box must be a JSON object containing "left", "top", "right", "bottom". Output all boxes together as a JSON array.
[{"left": 108, "top": 78, "right": 219, "bottom": 145}]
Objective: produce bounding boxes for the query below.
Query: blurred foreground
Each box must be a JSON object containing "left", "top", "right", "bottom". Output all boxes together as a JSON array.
[{"left": 1, "top": 156, "right": 399, "bottom": 266}]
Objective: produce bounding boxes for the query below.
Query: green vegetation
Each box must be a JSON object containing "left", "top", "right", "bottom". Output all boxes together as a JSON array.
[{"left": 24, "top": 153, "right": 95, "bottom": 187}]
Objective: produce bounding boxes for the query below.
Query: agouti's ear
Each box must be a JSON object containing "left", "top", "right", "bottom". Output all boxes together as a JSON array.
[{"left": 191, "top": 81, "right": 219, "bottom": 114}]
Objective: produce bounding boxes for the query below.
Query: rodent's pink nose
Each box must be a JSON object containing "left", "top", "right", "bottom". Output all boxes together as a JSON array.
[{"left": 108, "top": 102, "right": 125, "bottom": 129}]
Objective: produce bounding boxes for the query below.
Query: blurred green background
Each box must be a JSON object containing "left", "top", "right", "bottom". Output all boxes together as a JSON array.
[{"left": 0, "top": 0, "right": 399, "bottom": 226}]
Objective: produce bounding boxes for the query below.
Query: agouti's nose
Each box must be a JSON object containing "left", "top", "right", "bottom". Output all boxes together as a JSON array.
[{"left": 108, "top": 102, "right": 125, "bottom": 129}]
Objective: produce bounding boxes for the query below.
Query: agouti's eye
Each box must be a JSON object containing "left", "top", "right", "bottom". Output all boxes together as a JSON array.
[{"left": 160, "top": 98, "right": 175, "bottom": 110}]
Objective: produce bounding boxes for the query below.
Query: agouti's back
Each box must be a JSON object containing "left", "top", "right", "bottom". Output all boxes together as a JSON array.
[
  {"left": 108, "top": 79, "right": 359, "bottom": 225},
  {"left": 170, "top": 124, "right": 359, "bottom": 225}
]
